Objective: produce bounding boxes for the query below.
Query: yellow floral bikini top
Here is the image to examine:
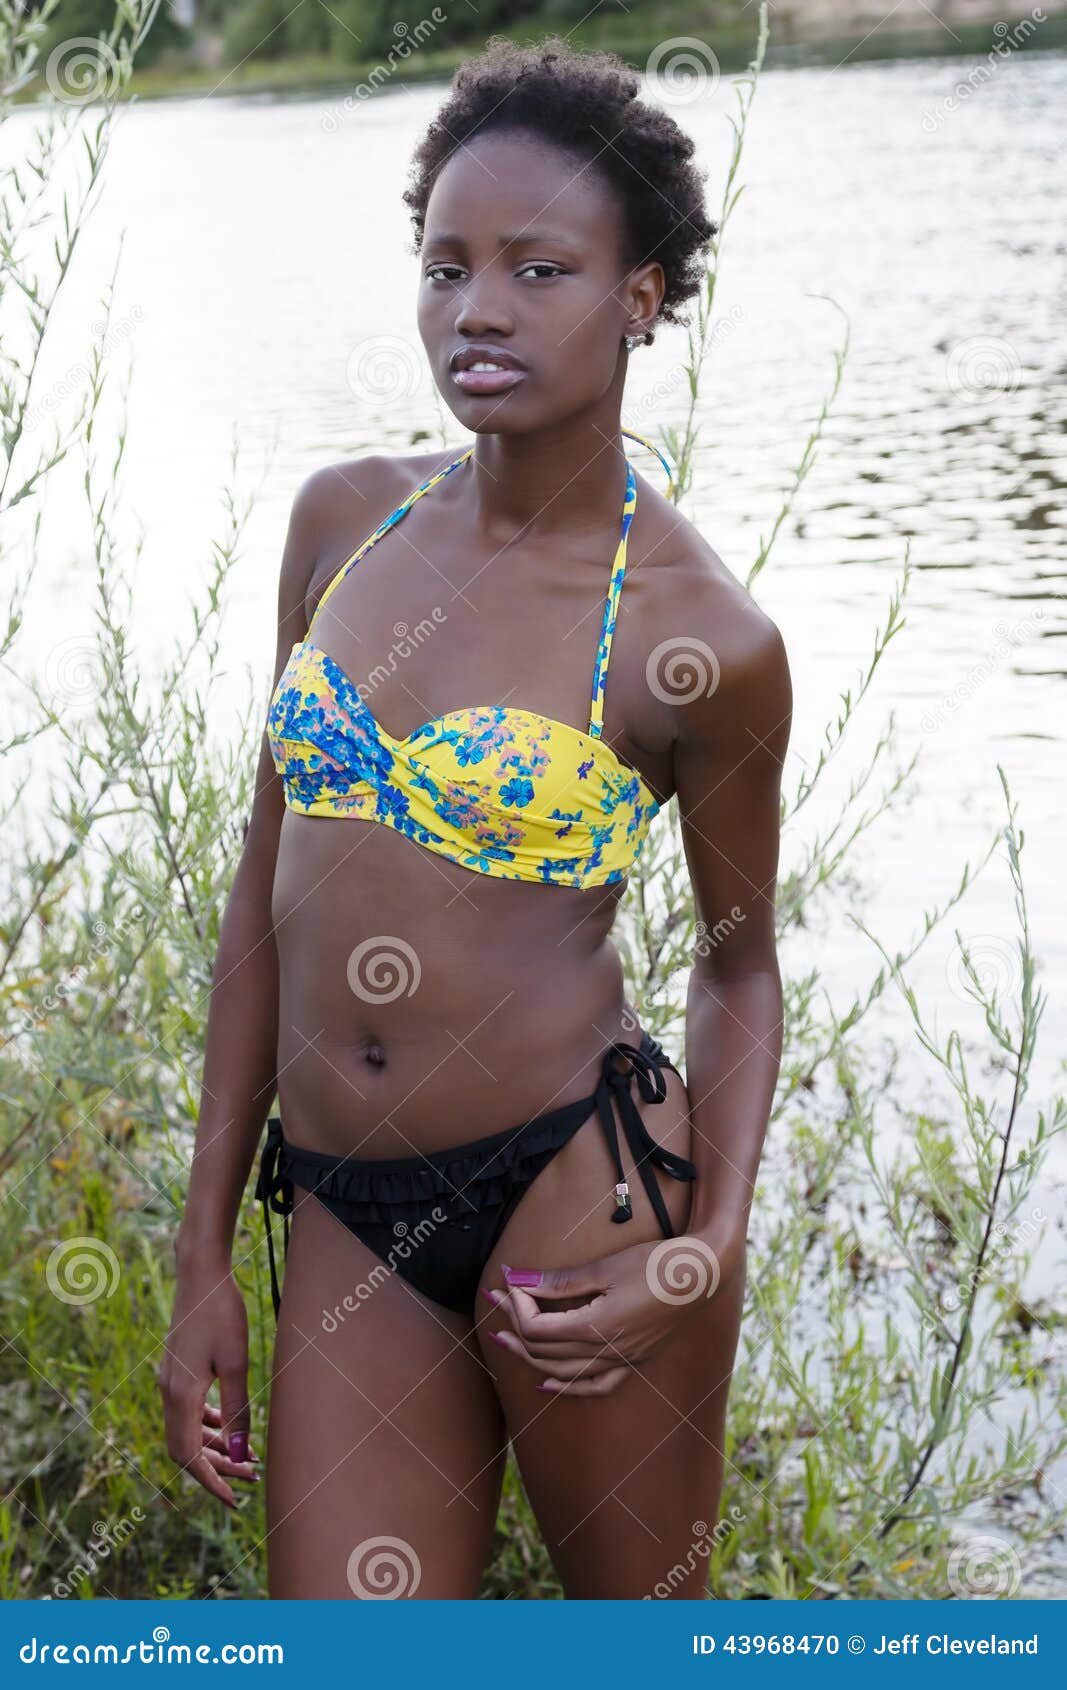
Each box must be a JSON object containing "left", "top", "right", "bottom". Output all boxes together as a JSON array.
[{"left": 267, "top": 428, "right": 671, "bottom": 891}]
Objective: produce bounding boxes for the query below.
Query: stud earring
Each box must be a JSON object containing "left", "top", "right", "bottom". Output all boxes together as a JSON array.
[{"left": 625, "top": 332, "right": 645, "bottom": 352}]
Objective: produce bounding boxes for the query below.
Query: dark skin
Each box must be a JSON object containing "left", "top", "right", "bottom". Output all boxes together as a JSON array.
[{"left": 159, "top": 129, "right": 790, "bottom": 1597}]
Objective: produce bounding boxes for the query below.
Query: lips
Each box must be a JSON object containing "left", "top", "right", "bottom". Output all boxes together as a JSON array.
[
  {"left": 450, "top": 343, "right": 525, "bottom": 373},
  {"left": 449, "top": 343, "right": 527, "bottom": 397}
]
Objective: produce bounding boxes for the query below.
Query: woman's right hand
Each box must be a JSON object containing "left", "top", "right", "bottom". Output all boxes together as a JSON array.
[{"left": 158, "top": 1259, "right": 260, "bottom": 1510}]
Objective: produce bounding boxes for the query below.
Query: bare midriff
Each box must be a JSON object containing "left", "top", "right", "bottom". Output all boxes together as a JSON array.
[{"left": 271, "top": 810, "right": 638, "bottom": 1160}]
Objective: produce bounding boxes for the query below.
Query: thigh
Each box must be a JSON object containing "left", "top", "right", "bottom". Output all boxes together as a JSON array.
[
  {"left": 265, "top": 1188, "right": 508, "bottom": 1599},
  {"left": 476, "top": 1065, "right": 746, "bottom": 1599}
]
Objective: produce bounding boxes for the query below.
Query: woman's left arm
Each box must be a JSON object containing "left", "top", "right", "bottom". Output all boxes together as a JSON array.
[
  {"left": 487, "top": 581, "right": 792, "bottom": 1392},
  {"left": 674, "top": 596, "right": 792, "bottom": 1281}
]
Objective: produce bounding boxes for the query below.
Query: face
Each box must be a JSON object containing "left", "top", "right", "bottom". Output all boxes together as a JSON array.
[{"left": 416, "top": 129, "right": 663, "bottom": 434}]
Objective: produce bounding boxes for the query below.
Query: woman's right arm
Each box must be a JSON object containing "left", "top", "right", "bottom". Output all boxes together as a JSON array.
[{"left": 157, "top": 468, "right": 326, "bottom": 1510}]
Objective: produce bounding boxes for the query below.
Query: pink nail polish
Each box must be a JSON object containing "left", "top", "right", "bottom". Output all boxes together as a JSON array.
[
  {"left": 228, "top": 1431, "right": 249, "bottom": 1464},
  {"left": 503, "top": 1267, "right": 541, "bottom": 1288},
  {"left": 480, "top": 1286, "right": 498, "bottom": 1303},
  {"left": 489, "top": 1330, "right": 507, "bottom": 1347}
]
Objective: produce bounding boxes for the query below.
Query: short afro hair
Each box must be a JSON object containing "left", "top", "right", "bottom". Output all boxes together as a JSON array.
[{"left": 402, "top": 35, "right": 716, "bottom": 340}]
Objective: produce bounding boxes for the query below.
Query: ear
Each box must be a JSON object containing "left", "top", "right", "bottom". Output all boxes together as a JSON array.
[{"left": 621, "top": 259, "right": 666, "bottom": 341}]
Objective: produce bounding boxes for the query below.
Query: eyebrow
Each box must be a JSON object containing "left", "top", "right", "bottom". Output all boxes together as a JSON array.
[{"left": 425, "top": 228, "right": 580, "bottom": 251}]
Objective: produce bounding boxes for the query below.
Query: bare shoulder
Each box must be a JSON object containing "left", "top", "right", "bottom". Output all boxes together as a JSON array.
[
  {"left": 288, "top": 444, "right": 463, "bottom": 562},
  {"left": 278, "top": 445, "right": 466, "bottom": 629},
  {"left": 633, "top": 476, "right": 791, "bottom": 747}
]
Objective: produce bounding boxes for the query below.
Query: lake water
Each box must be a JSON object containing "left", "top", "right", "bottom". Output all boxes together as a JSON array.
[{"left": 4, "top": 43, "right": 1067, "bottom": 1580}]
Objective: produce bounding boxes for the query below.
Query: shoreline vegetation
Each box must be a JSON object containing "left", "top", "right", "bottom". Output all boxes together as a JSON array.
[
  {"left": 2, "top": 0, "right": 1066, "bottom": 1599},
  {"left": 9, "top": 2, "right": 1067, "bottom": 105}
]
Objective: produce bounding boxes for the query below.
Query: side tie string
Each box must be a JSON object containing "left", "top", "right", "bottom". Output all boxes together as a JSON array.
[
  {"left": 594, "top": 1040, "right": 697, "bottom": 1234},
  {"left": 253, "top": 1117, "right": 293, "bottom": 1322}
]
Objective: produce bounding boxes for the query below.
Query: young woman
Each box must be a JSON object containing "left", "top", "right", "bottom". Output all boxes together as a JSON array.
[{"left": 160, "top": 37, "right": 791, "bottom": 1600}]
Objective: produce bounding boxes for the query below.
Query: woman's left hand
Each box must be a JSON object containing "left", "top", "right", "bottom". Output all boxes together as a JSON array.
[{"left": 483, "top": 1231, "right": 743, "bottom": 1397}]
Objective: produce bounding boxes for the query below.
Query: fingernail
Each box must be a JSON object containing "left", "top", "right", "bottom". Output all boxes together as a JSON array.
[
  {"left": 228, "top": 1431, "right": 249, "bottom": 1464},
  {"left": 489, "top": 1330, "right": 507, "bottom": 1347},
  {"left": 503, "top": 1267, "right": 541, "bottom": 1287},
  {"left": 480, "top": 1286, "right": 498, "bottom": 1303},
  {"left": 537, "top": 1381, "right": 557, "bottom": 1392}
]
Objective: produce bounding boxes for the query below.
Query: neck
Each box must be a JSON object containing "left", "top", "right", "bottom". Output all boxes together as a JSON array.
[{"left": 463, "top": 397, "right": 632, "bottom": 545}]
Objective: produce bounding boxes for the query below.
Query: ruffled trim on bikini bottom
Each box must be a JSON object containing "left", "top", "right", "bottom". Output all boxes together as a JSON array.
[
  {"left": 253, "top": 1029, "right": 692, "bottom": 1321},
  {"left": 258, "top": 1082, "right": 600, "bottom": 1227}
]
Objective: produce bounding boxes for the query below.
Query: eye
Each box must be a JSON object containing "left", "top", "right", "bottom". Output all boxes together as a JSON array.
[
  {"left": 517, "top": 262, "right": 566, "bottom": 280},
  {"left": 424, "top": 263, "right": 467, "bottom": 282}
]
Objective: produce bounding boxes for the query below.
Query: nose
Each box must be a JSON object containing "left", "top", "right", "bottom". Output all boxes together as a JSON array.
[{"left": 452, "top": 271, "right": 514, "bottom": 339}]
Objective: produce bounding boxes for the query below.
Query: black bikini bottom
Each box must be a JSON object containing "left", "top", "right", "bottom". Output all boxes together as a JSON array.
[{"left": 254, "top": 1029, "right": 697, "bottom": 1321}]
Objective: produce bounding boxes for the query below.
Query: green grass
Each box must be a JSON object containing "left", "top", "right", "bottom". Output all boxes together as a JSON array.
[{"left": 14, "top": 3, "right": 1067, "bottom": 106}]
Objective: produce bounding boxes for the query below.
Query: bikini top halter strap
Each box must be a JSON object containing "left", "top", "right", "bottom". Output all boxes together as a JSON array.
[
  {"left": 307, "top": 426, "right": 674, "bottom": 740},
  {"left": 308, "top": 445, "right": 473, "bottom": 636}
]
